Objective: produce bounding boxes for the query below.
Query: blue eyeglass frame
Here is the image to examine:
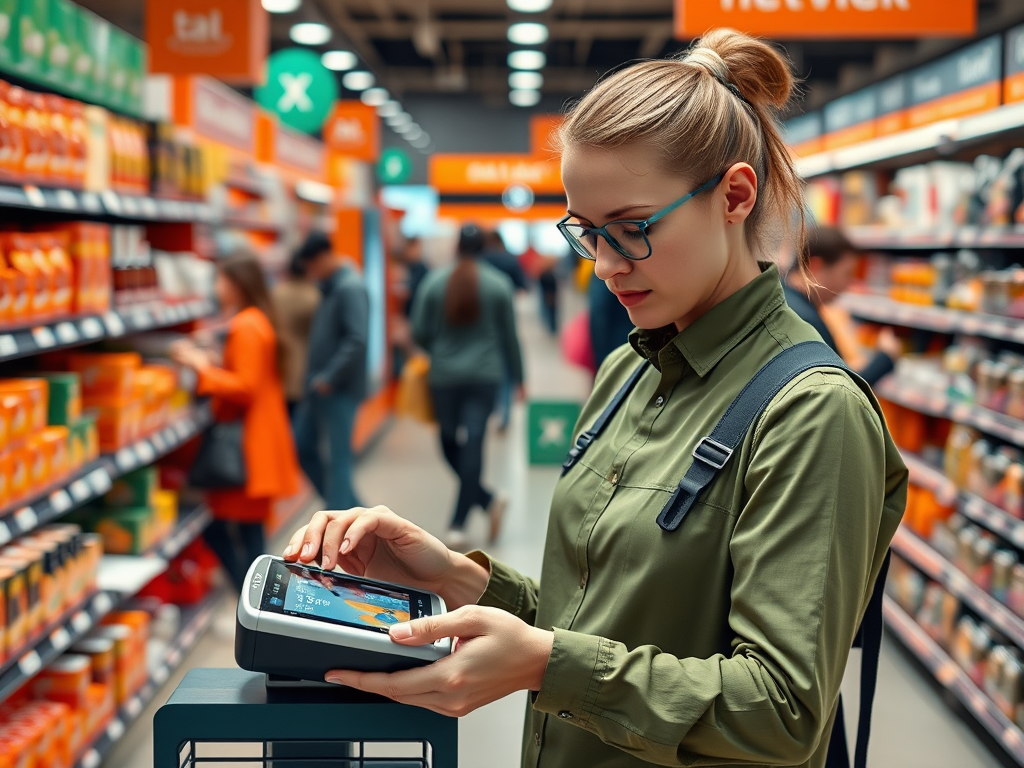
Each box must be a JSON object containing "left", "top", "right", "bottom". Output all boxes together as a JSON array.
[{"left": 557, "top": 173, "right": 725, "bottom": 262}]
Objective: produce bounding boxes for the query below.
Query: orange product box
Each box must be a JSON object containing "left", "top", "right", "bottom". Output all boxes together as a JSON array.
[
  {"left": 2, "top": 233, "right": 53, "bottom": 321},
  {"left": 17, "top": 537, "right": 61, "bottom": 625},
  {"left": 35, "top": 231, "right": 72, "bottom": 318},
  {"left": 7, "top": 446, "right": 30, "bottom": 503},
  {"left": 23, "top": 437, "right": 48, "bottom": 496},
  {"left": 67, "top": 352, "right": 141, "bottom": 400},
  {"left": 39, "top": 426, "right": 69, "bottom": 483},
  {"left": 0, "top": 81, "right": 25, "bottom": 182},
  {"left": 93, "top": 623, "right": 134, "bottom": 704},
  {"left": 83, "top": 681, "right": 116, "bottom": 744},
  {"left": 0, "top": 379, "right": 48, "bottom": 434},
  {"left": 51, "top": 222, "right": 94, "bottom": 314},
  {"left": 44, "top": 95, "right": 71, "bottom": 185},
  {"left": 0, "top": 560, "right": 27, "bottom": 655},
  {"left": 88, "top": 398, "right": 142, "bottom": 452},
  {"left": 21, "top": 92, "right": 51, "bottom": 183},
  {"left": 0, "top": 389, "right": 29, "bottom": 451},
  {"left": 30, "top": 654, "right": 91, "bottom": 709},
  {"left": 0, "top": 261, "right": 27, "bottom": 327},
  {"left": 2, "top": 548, "right": 43, "bottom": 639},
  {"left": 67, "top": 101, "right": 87, "bottom": 190}
]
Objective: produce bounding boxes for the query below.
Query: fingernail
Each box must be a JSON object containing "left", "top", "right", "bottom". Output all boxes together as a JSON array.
[
  {"left": 283, "top": 545, "right": 294, "bottom": 558},
  {"left": 340, "top": 539, "right": 352, "bottom": 555},
  {"left": 301, "top": 543, "right": 310, "bottom": 559},
  {"left": 325, "top": 674, "right": 342, "bottom": 685},
  {"left": 390, "top": 623, "right": 413, "bottom": 640}
]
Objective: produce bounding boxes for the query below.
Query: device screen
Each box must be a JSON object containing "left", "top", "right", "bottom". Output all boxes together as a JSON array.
[{"left": 261, "top": 560, "right": 433, "bottom": 634}]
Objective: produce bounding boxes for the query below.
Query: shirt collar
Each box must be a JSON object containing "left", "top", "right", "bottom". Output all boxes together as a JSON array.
[{"left": 629, "top": 262, "right": 786, "bottom": 377}]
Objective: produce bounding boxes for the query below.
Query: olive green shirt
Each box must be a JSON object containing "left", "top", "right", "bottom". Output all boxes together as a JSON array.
[{"left": 472, "top": 264, "right": 907, "bottom": 768}]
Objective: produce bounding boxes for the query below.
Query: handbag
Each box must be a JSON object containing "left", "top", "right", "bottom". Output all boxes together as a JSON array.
[
  {"left": 187, "top": 419, "right": 247, "bottom": 490},
  {"left": 395, "top": 354, "right": 435, "bottom": 424}
]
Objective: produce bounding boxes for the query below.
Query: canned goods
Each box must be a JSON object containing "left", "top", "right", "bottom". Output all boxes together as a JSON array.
[{"left": 993, "top": 550, "right": 1018, "bottom": 603}]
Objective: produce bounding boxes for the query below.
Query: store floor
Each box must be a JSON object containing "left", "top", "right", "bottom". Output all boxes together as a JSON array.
[{"left": 109, "top": 292, "right": 1002, "bottom": 768}]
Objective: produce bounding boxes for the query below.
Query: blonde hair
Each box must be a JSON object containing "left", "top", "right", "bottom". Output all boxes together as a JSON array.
[{"left": 558, "top": 28, "right": 803, "bottom": 258}]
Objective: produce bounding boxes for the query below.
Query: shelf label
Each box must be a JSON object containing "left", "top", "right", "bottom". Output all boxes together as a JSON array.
[
  {"left": 106, "top": 718, "right": 125, "bottom": 741},
  {"left": 136, "top": 441, "right": 156, "bottom": 465},
  {"left": 50, "top": 489, "right": 72, "bottom": 513},
  {"left": 94, "top": 592, "right": 113, "bottom": 614},
  {"left": 103, "top": 312, "right": 126, "bottom": 337},
  {"left": 151, "top": 432, "right": 168, "bottom": 453},
  {"left": 152, "top": 664, "right": 170, "bottom": 685},
  {"left": 79, "top": 317, "right": 104, "bottom": 339},
  {"left": 174, "top": 420, "right": 190, "bottom": 440},
  {"left": 81, "top": 750, "right": 101, "bottom": 768},
  {"left": 88, "top": 468, "right": 112, "bottom": 496},
  {"left": 69, "top": 479, "right": 91, "bottom": 503},
  {"left": 71, "top": 612, "right": 91, "bottom": 633},
  {"left": 141, "top": 198, "right": 159, "bottom": 219},
  {"left": 13, "top": 506, "right": 37, "bottom": 531},
  {"left": 162, "top": 426, "right": 177, "bottom": 446},
  {"left": 18, "top": 650, "right": 42, "bottom": 677},
  {"left": 55, "top": 322, "right": 79, "bottom": 344},
  {"left": 125, "top": 696, "right": 143, "bottom": 719},
  {"left": 115, "top": 448, "right": 137, "bottom": 471},
  {"left": 55, "top": 189, "right": 78, "bottom": 210},
  {"left": 0, "top": 334, "right": 17, "bottom": 357},
  {"left": 79, "top": 191, "right": 102, "bottom": 213},
  {"left": 50, "top": 626, "right": 71, "bottom": 651},
  {"left": 121, "top": 196, "right": 141, "bottom": 217},
  {"left": 31, "top": 326, "right": 56, "bottom": 349},
  {"left": 23, "top": 185, "right": 46, "bottom": 208},
  {"left": 0, "top": 521, "right": 10, "bottom": 547},
  {"left": 101, "top": 190, "right": 122, "bottom": 215}
]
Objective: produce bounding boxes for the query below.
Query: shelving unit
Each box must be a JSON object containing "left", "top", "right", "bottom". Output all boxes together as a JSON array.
[
  {"left": 884, "top": 597, "right": 1024, "bottom": 763},
  {"left": 0, "top": 185, "right": 214, "bottom": 223},
  {"left": 846, "top": 225, "right": 1024, "bottom": 251},
  {"left": 841, "top": 294, "right": 1024, "bottom": 344}
]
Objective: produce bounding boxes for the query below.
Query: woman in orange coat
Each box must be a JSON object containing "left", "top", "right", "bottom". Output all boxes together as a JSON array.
[{"left": 171, "top": 253, "right": 301, "bottom": 591}]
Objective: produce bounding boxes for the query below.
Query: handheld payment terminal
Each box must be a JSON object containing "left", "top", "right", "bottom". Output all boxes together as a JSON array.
[{"left": 236, "top": 555, "right": 451, "bottom": 683}]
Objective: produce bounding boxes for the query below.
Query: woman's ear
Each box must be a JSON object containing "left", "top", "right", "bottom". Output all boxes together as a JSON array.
[{"left": 722, "top": 163, "right": 758, "bottom": 225}]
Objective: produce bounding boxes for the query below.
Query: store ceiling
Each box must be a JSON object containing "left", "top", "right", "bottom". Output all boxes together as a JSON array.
[{"left": 85, "top": 0, "right": 1024, "bottom": 113}]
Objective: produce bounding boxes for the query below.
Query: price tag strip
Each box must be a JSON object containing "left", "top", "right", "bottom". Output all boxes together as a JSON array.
[{"left": 79, "top": 317, "right": 104, "bottom": 339}]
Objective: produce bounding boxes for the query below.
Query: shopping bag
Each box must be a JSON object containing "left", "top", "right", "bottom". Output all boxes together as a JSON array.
[{"left": 396, "top": 354, "right": 435, "bottom": 423}]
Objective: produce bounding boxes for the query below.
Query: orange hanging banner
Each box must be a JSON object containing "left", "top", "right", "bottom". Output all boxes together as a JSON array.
[
  {"left": 147, "top": 0, "right": 268, "bottom": 84},
  {"left": 530, "top": 115, "right": 563, "bottom": 158},
  {"left": 323, "top": 102, "right": 381, "bottom": 163},
  {"left": 675, "top": 0, "right": 976, "bottom": 40},
  {"left": 430, "top": 154, "right": 563, "bottom": 195}
]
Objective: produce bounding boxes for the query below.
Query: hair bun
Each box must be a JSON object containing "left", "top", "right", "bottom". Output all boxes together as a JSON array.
[{"left": 691, "top": 28, "right": 794, "bottom": 112}]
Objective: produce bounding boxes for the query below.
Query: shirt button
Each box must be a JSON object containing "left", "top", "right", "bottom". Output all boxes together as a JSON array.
[
  {"left": 558, "top": 711, "right": 574, "bottom": 720},
  {"left": 608, "top": 471, "right": 619, "bottom": 485},
  {"left": 534, "top": 733, "right": 541, "bottom": 746},
  {"left": 579, "top": 572, "right": 588, "bottom": 589},
  {"left": 655, "top": 396, "right": 665, "bottom": 407}
]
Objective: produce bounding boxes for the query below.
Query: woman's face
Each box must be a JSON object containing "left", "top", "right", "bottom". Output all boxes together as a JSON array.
[
  {"left": 561, "top": 143, "right": 757, "bottom": 331},
  {"left": 215, "top": 272, "right": 243, "bottom": 314}
]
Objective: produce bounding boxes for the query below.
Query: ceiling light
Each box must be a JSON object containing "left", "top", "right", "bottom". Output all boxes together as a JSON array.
[
  {"left": 322, "top": 50, "right": 357, "bottom": 71},
  {"left": 508, "top": 22, "right": 548, "bottom": 45},
  {"left": 342, "top": 71, "right": 375, "bottom": 91},
  {"left": 361, "top": 87, "right": 389, "bottom": 106},
  {"left": 509, "top": 71, "right": 543, "bottom": 90},
  {"left": 508, "top": 0, "right": 552, "bottom": 10},
  {"left": 394, "top": 121, "right": 417, "bottom": 134},
  {"left": 295, "top": 180, "right": 334, "bottom": 204},
  {"left": 262, "top": 0, "right": 300, "bottom": 11},
  {"left": 378, "top": 101, "right": 401, "bottom": 118},
  {"left": 411, "top": 134, "right": 431, "bottom": 149},
  {"left": 405, "top": 126, "right": 424, "bottom": 141},
  {"left": 510, "top": 89, "right": 541, "bottom": 107},
  {"left": 508, "top": 50, "right": 546, "bottom": 70},
  {"left": 388, "top": 112, "right": 412, "bottom": 127},
  {"left": 289, "top": 22, "right": 331, "bottom": 46}
]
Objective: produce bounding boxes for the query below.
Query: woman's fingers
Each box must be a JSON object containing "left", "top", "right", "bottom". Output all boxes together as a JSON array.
[
  {"left": 296, "top": 511, "right": 334, "bottom": 563},
  {"left": 282, "top": 524, "right": 309, "bottom": 561},
  {"left": 321, "top": 511, "right": 363, "bottom": 570}
]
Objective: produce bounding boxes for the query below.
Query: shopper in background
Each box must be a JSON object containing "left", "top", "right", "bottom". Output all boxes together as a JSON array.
[
  {"left": 588, "top": 268, "right": 635, "bottom": 371},
  {"left": 286, "top": 29, "right": 906, "bottom": 768},
  {"left": 293, "top": 232, "right": 369, "bottom": 511},
  {"left": 271, "top": 253, "right": 321, "bottom": 420},
  {"left": 784, "top": 224, "right": 903, "bottom": 385},
  {"left": 171, "top": 252, "right": 300, "bottom": 592},
  {"left": 399, "top": 235, "right": 429, "bottom": 318},
  {"left": 482, "top": 228, "right": 527, "bottom": 430},
  {"left": 410, "top": 223, "right": 523, "bottom": 550}
]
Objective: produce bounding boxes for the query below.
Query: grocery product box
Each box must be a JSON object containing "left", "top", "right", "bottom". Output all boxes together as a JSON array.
[
  {"left": 44, "top": 0, "right": 75, "bottom": 91},
  {"left": 87, "top": 398, "right": 141, "bottom": 452},
  {"left": 11, "top": 0, "right": 48, "bottom": 80},
  {"left": 67, "top": 351, "right": 141, "bottom": 400},
  {"left": 39, "top": 372, "right": 80, "bottom": 426},
  {"left": 68, "top": 412, "right": 98, "bottom": 467},
  {"left": 105, "top": 465, "right": 156, "bottom": 509},
  {"left": 0, "top": 0, "right": 16, "bottom": 69},
  {"left": 0, "top": 379, "right": 48, "bottom": 434},
  {"left": 84, "top": 10, "right": 110, "bottom": 106},
  {"left": 106, "top": 27, "right": 129, "bottom": 112}
]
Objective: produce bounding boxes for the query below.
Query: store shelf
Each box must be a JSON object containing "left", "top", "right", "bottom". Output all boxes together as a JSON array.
[
  {"left": 883, "top": 596, "right": 1024, "bottom": 763},
  {"left": 0, "top": 403, "right": 213, "bottom": 548},
  {"left": 892, "top": 526, "right": 1024, "bottom": 649},
  {"left": 222, "top": 214, "right": 286, "bottom": 234},
  {"left": 841, "top": 294, "right": 1024, "bottom": 344},
  {"left": 847, "top": 225, "right": 1024, "bottom": 250},
  {"left": 144, "top": 505, "right": 213, "bottom": 561},
  {"left": 0, "top": 590, "right": 119, "bottom": 703},
  {"left": 0, "top": 297, "right": 215, "bottom": 364},
  {"left": 0, "top": 185, "right": 213, "bottom": 223},
  {"left": 875, "top": 378, "right": 1024, "bottom": 446},
  {"left": 75, "top": 589, "right": 223, "bottom": 768},
  {"left": 225, "top": 177, "right": 266, "bottom": 197},
  {"left": 796, "top": 102, "right": 1024, "bottom": 179}
]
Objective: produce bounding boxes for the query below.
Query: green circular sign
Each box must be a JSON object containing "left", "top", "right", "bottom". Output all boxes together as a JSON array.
[
  {"left": 378, "top": 147, "right": 413, "bottom": 184},
  {"left": 256, "top": 48, "right": 338, "bottom": 134}
]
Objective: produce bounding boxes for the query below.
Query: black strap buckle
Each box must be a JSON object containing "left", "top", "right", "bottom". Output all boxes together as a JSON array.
[
  {"left": 561, "top": 431, "right": 595, "bottom": 475},
  {"left": 692, "top": 436, "right": 733, "bottom": 471}
]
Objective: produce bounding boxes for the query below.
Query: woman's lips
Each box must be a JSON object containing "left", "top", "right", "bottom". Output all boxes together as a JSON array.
[{"left": 613, "top": 290, "right": 651, "bottom": 308}]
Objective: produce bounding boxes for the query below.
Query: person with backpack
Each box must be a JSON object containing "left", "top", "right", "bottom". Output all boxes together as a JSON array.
[{"left": 283, "top": 29, "right": 907, "bottom": 768}]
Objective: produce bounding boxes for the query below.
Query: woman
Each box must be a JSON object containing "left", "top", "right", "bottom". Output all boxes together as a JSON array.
[
  {"left": 410, "top": 224, "right": 524, "bottom": 550},
  {"left": 284, "top": 30, "right": 907, "bottom": 768},
  {"left": 172, "top": 253, "right": 301, "bottom": 592},
  {"left": 271, "top": 252, "right": 321, "bottom": 420}
]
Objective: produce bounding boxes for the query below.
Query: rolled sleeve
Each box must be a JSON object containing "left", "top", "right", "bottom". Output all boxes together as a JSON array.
[
  {"left": 533, "top": 628, "right": 604, "bottom": 728},
  {"left": 466, "top": 551, "right": 539, "bottom": 625}
]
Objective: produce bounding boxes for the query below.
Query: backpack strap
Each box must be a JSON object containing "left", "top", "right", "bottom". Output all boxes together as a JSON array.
[
  {"left": 657, "top": 340, "right": 849, "bottom": 532},
  {"left": 561, "top": 360, "right": 650, "bottom": 476}
]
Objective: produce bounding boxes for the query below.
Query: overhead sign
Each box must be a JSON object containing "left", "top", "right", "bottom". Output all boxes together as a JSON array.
[
  {"left": 430, "top": 154, "right": 563, "bottom": 195},
  {"left": 324, "top": 101, "right": 380, "bottom": 162},
  {"left": 378, "top": 148, "right": 413, "bottom": 184},
  {"left": 907, "top": 35, "right": 1002, "bottom": 128},
  {"left": 823, "top": 88, "right": 876, "bottom": 150},
  {"left": 783, "top": 112, "right": 823, "bottom": 157},
  {"left": 530, "top": 115, "right": 563, "bottom": 158},
  {"left": 876, "top": 75, "right": 908, "bottom": 136},
  {"left": 146, "top": 0, "right": 268, "bottom": 84},
  {"left": 275, "top": 124, "right": 326, "bottom": 176},
  {"left": 255, "top": 48, "right": 337, "bottom": 135},
  {"left": 1006, "top": 25, "right": 1024, "bottom": 106},
  {"left": 176, "top": 76, "right": 256, "bottom": 152},
  {"left": 675, "top": 0, "right": 976, "bottom": 40}
]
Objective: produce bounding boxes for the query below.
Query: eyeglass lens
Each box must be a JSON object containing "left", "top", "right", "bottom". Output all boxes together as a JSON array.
[{"left": 562, "top": 222, "right": 650, "bottom": 260}]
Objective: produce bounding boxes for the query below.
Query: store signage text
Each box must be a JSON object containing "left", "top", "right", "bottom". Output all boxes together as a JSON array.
[
  {"left": 169, "top": 10, "right": 232, "bottom": 55},
  {"left": 675, "top": 0, "right": 976, "bottom": 38},
  {"left": 324, "top": 102, "right": 380, "bottom": 163},
  {"left": 275, "top": 126, "right": 325, "bottom": 175},
  {"left": 192, "top": 77, "right": 255, "bottom": 152},
  {"left": 1004, "top": 24, "right": 1024, "bottom": 105},
  {"left": 907, "top": 36, "right": 1002, "bottom": 127}
]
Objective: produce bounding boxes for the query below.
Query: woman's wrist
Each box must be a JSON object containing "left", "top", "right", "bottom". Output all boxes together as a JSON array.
[
  {"left": 524, "top": 627, "right": 555, "bottom": 692},
  {"left": 437, "top": 551, "right": 491, "bottom": 610}
]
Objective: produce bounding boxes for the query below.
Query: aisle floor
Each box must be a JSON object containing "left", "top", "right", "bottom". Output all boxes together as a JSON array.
[{"left": 110, "top": 293, "right": 1004, "bottom": 768}]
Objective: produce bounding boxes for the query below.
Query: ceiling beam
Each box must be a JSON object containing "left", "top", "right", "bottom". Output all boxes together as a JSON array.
[
  {"left": 384, "top": 66, "right": 602, "bottom": 95},
  {"left": 313, "top": 0, "right": 396, "bottom": 91},
  {"left": 360, "top": 18, "right": 672, "bottom": 40}
]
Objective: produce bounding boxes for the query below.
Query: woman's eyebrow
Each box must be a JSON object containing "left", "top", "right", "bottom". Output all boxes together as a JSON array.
[{"left": 567, "top": 203, "right": 655, "bottom": 221}]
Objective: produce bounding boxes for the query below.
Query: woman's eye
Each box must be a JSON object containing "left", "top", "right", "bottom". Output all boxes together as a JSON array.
[{"left": 621, "top": 226, "right": 646, "bottom": 241}]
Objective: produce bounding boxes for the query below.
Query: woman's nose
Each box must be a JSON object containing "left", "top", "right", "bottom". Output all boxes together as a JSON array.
[{"left": 593, "top": 237, "right": 632, "bottom": 282}]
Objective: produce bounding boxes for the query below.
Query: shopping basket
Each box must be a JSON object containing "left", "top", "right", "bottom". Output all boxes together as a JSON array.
[{"left": 154, "top": 668, "right": 458, "bottom": 768}]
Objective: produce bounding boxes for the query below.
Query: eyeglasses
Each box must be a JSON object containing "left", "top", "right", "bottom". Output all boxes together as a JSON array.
[{"left": 557, "top": 174, "right": 724, "bottom": 262}]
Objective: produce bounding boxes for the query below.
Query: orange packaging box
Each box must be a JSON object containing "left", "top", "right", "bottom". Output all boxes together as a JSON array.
[
  {"left": 0, "top": 390, "right": 30, "bottom": 451},
  {"left": 24, "top": 436, "right": 49, "bottom": 495},
  {"left": 0, "top": 565, "right": 12, "bottom": 664},
  {"left": 35, "top": 231, "right": 72, "bottom": 318},
  {"left": 3, "top": 233, "right": 54, "bottom": 321},
  {"left": 21, "top": 92, "right": 51, "bottom": 184},
  {"left": 30, "top": 654, "right": 91, "bottom": 710},
  {"left": 39, "top": 426, "right": 69, "bottom": 483},
  {"left": 0, "top": 81, "right": 26, "bottom": 182},
  {"left": 83, "top": 681, "right": 116, "bottom": 744},
  {"left": 0, "top": 380, "right": 49, "bottom": 434},
  {"left": 7, "top": 447, "right": 30, "bottom": 503},
  {"left": 92, "top": 623, "right": 133, "bottom": 705},
  {"left": 53, "top": 222, "right": 96, "bottom": 314},
  {"left": 17, "top": 537, "right": 60, "bottom": 625},
  {"left": 44, "top": 95, "right": 71, "bottom": 186},
  {"left": 0, "top": 454, "right": 11, "bottom": 516},
  {"left": 67, "top": 352, "right": 141, "bottom": 400},
  {"left": 0, "top": 560, "right": 27, "bottom": 654},
  {"left": 88, "top": 399, "right": 142, "bottom": 452},
  {"left": 2, "top": 548, "right": 43, "bottom": 639}
]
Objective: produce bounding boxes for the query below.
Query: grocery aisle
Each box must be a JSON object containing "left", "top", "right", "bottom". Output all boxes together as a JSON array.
[{"left": 107, "top": 292, "right": 1002, "bottom": 768}]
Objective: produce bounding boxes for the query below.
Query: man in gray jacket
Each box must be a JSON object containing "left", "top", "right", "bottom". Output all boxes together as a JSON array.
[{"left": 293, "top": 233, "right": 369, "bottom": 510}]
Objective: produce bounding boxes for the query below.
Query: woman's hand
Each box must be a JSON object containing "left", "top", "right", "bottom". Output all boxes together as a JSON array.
[
  {"left": 283, "top": 507, "right": 490, "bottom": 608},
  {"left": 325, "top": 606, "right": 554, "bottom": 717},
  {"left": 169, "top": 340, "right": 211, "bottom": 372}
]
